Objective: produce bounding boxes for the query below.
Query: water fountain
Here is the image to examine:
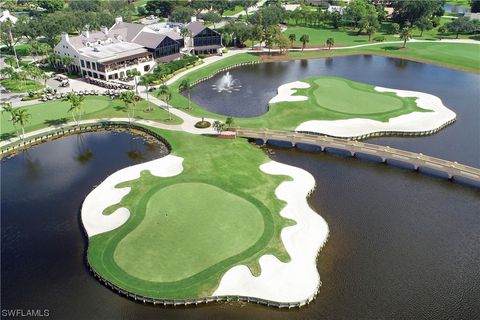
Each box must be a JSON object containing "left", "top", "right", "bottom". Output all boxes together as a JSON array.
[{"left": 211, "top": 72, "right": 242, "bottom": 93}]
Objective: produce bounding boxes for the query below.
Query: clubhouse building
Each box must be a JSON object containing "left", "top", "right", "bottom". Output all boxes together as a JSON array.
[{"left": 54, "top": 17, "right": 222, "bottom": 81}]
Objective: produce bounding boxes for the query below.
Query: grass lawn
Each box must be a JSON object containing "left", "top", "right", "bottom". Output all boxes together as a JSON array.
[
  {"left": 0, "top": 79, "right": 44, "bottom": 93},
  {"left": 113, "top": 182, "right": 265, "bottom": 282},
  {"left": 285, "top": 24, "right": 399, "bottom": 47},
  {"left": 168, "top": 73, "right": 432, "bottom": 131},
  {"left": 284, "top": 19, "right": 479, "bottom": 47},
  {"left": 224, "top": 5, "right": 244, "bottom": 16},
  {"left": 294, "top": 77, "right": 424, "bottom": 116},
  {"left": 88, "top": 128, "right": 293, "bottom": 298},
  {"left": 446, "top": 0, "right": 470, "bottom": 7},
  {"left": 0, "top": 96, "right": 182, "bottom": 140},
  {"left": 0, "top": 43, "right": 33, "bottom": 57},
  {"left": 289, "top": 42, "right": 480, "bottom": 73},
  {"left": 236, "top": 76, "right": 429, "bottom": 130}
]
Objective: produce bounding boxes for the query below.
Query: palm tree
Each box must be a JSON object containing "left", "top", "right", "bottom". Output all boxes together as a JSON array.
[
  {"left": 48, "top": 53, "right": 61, "bottom": 68},
  {"left": 179, "top": 78, "right": 192, "bottom": 110},
  {"left": 0, "top": 66, "right": 16, "bottom": 79},
  {"left": 326, "top": 37, "right": 335, "bottom": 50},
  {"left": 16, "top": 70, "right": 28, "bottom": 88},
  {"left": 154, "top": 64, "right": 170, "bottom": 85},
  {"left": 225, "top": 117, "right": 234, "bottom": 128},
  {"left": 1, "top": 102, "right": 19, "bottom": 136},
  {"left": 126, "top": 69, "right": 141, "bottom": 94},
  {"left": 139, "top": 74, "right": 155, "bottom": 112},
  {"left": 299, "top": 34, "right": 309, "bottom": 51},
  {"left": 63, "top": 92, "right": 84, "bottom": 125},
  {"left": 400, "top": 27, "right": 413, "bottom": 48},
  {"left": 119, "top": 90, "right": 137, "bottom": 123},
  {"left": 180, "top": 27, "right": 192, "bottom": 47},
  {"left": 61, "top": 56, "right": 75, "bottom": 73},
  {"left": 14, "top": 108, "right": 31, "bottom": 139},
  {"left": 156, "top": 85, "right": 172, "bottom": 121},
  {"left": 213, "top": 120, "right": 224, "bottom": 134},
  {"left": 223, "top": 32, "right": 233, "bottom": 47},
  {"left": 4, "top": 56, "right": 18, "bottom": 68},
  {"left": 366, "top": 25, "right": 376, "bottom": 41},
  {"left": 40, "top": 72, "right": 50, "bottom": 87},
  {"left": 288, "top": 33, "right": 296, "bottom": 48}
]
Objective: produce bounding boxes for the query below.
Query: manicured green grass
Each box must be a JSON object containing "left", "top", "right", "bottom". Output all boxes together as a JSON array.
[
  {"left": 284, "top": 19, "right": 479, "bottom": 47},
  {"left": 0, "top": 96, "right": 182, "bottom": 140},
  {"left": 285, "top": 24, "right": 399, "bottom": 47},
  {"left": 299, "top": 77, "right": 421, "bottom": 115},
  {"left": 168, "top": 73, "right": 431, "bottom": 131},
  {"left": 88, "top": 128, "right": 294, "bottom": 298},
  {"left": 290, "top": 42, "right": 480, "bottom": 73},
  {"left": 224, "top": 5, "right": 244, "bottom": 16},
  {"left": 113, "top": 182, "right": 265, "bottom": 282},
  {"left": 446, "top": 0, "right": 470, "bottom": 7},
  {"left": 0, "top": 79, "right": 44, "bottom": 93},
  {"left": 0, "top": 43, "right": 33, "bottom": 57},
  {"left": 235, "top": 76, "right": 429, "bottom": 130}
]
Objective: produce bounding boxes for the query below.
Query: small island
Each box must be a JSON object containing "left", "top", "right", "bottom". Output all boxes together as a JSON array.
[
  {"left": 268, "top": 76, "right": 456, "bottom": 138},
  {"left": 82, "top": 131, "right": 328, "bottom": 305}
]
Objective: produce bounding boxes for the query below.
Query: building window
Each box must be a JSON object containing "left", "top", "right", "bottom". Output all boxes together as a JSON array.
[
  {"left": 80, "top": 60, "right": 85, "bottom": 67},
  {"left": 144, "top": 65, "right": 150, "bottom": 72},
  {"left": 92, "top": 62, "right": 96, "bottom": 71},
  {"left": 86, "top": 61, "right": 91, "bottom": 69}
]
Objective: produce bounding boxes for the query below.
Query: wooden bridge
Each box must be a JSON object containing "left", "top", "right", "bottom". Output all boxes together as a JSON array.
[{"left": 235, "top": 129, "right": 480, "bottom": 186}]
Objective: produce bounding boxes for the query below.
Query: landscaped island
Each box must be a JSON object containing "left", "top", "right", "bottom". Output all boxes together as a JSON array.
[
  {"left": 82, "top": 129, "right": 328, "bottom": 304},
  {"left": 268, "top": 76, "right": 456, "bottom": 138}
]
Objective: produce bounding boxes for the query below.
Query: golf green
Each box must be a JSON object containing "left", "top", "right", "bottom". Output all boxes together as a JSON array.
[
  {"left": 114, "top": 182, "right": 265, "bottom": 282},
  {"left": 310, "top": 77, "right": 406, "bottom": 115}
]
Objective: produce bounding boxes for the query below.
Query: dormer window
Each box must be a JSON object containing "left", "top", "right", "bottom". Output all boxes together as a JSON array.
[{"left": 97, "top": 40, "right": 101, "bottom": 44}]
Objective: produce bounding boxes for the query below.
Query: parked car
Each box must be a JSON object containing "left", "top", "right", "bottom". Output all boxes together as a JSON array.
[{"left": 53, "top": 74, "right": 68, "bottom": 81}]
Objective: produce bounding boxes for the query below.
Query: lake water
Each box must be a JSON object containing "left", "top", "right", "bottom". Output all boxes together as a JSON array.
[
  {"left": 2, "top": 57, "right": 480, "bottom": 319},
  {"left": 189, "top": 56, "right": 480, "bottom": 167}
]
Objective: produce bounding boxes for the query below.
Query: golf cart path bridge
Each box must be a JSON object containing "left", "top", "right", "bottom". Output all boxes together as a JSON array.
[{"left": 235, "top": 129, "right": 480, "bottom": 185}]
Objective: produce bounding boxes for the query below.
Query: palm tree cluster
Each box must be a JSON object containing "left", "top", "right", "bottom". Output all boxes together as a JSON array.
[
  {"left": 119, "top": 90, "right": 139, "bottom": 123},
  {"left": 156, "top": 85, "right": 173, "bottom": 121},
  {"left": 179, "top": 79, "right": 192, "bottom": 110},
  {"left": 1, "top": 103, "right": 31, "bottom": 139},
  {"left": 0, "top": 63, "right": 48, "bottom": 92},
  {"left": 62, "top": 92, "right": 85, "bottom": 125},
  {"left": 48, "top": 53, "right": 75, "bottom": 73}
]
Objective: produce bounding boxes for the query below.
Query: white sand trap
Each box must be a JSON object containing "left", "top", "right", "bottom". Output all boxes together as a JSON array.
[
  {"left": 294, "top": 86, "right": 456, "bottom": 138},
  {"left": 81, "top": 155, "right": 184, "bottom": 238},
  {"left": 269, "top": 81, "right": 310, "bottom": 104},
  {"left": 213, "top": 160, "right": 329, "bottom": 304}
]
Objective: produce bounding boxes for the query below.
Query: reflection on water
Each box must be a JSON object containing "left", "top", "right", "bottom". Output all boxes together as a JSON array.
[
  {"left": 2, "top": 57, "right": 480, "bottom": 319},
  {"left": 189, "top": 55, "right": 480, "bottom": 167}
]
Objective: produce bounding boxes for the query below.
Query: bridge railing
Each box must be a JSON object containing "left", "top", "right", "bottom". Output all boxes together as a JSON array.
[{"left": 235, "top": 128, "right": 480, "bottom": 182}]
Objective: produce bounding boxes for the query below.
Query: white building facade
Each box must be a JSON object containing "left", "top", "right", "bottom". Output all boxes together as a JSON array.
[{"left": 54, "top": 17, "right": 155, "bottom": 81}]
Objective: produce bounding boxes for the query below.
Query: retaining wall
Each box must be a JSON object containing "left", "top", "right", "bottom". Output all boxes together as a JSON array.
[
  {"left": 188, "top": 60, "right": 261, "bottom": 88},
  {"left": 297, "top": 117, "right": 456, "bottom": 140},
  {"left": 0, "top": 122, "right": 172, "bottom": 158}
]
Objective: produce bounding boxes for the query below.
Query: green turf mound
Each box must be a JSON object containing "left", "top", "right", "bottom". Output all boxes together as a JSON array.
[
  {"left": 114, "top": 182, "right": 265, "bottom": 282},
  {"left": 310, "top": 77, "right": 406, "bottom": 115},
  {"left": 86, "top": 131, "right": 295, "bottom": 299},
  {"left": 268, "top": 76, "right": 431, "bottom": 124}
]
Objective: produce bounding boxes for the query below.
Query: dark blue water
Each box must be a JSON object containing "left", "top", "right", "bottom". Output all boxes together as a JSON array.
[
  {"left": 190, "top": 56, "right": 480, "bottom": 167},
  {"left": 2, "top": 58, "right": 480, "bottom": 319}
]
